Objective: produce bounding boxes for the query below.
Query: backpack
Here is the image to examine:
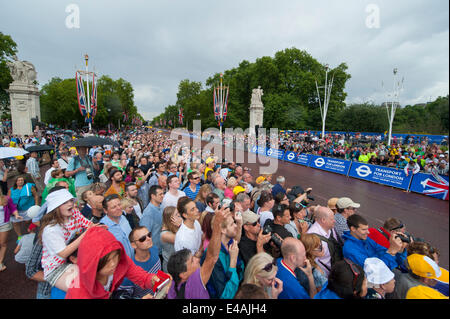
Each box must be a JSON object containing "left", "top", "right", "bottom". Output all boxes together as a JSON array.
[{"left": 316, "top": 231, "right": 343, "bottom": 271}]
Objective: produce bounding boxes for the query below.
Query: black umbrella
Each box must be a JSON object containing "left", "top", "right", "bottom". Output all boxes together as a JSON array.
[
  {"left": 25, "top": 145, "right": 55, "bottom": 152},
  {"left": 67, "top": 136, "right": 120, "bottom": 148}
]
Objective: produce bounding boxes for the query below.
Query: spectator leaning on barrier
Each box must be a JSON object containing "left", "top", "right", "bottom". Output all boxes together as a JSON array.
[{"left": 404, "top": 159, "right": 420, "bottom": 177}]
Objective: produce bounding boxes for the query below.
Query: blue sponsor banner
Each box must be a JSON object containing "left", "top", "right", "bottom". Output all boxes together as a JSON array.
[
  {"left": 284, "top": 151, "right": 298, "bottom": 163},
  {"left": 249, "top": 145, "right": 267, "bottom": 156},
  {"left": 309, "top": 155, "right": 352, "bottom": 175},
  {"left": 266, "top": 148, "right": 285, "bottom": 160},
  {"left": 348, "top": 162, "right": 412, "bottom": 190},
  {"left": 409, "top": 172, "right": 449, "bottom": 201},
  {"left": 283, "top": 152, "right": 312, "bottom": 166}
]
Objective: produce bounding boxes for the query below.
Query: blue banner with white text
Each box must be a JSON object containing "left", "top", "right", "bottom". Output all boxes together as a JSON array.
[
  {"left": 308, "top": 155, "right": 352, "bottom": 175},
  {"left": 348, "top": 162, "right": 412, "bottom": 190}
]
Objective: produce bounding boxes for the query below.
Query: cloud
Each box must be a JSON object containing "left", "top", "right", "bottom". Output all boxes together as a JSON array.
[{"left": 0, "top": 0, "right": 448, "bottom": 121}]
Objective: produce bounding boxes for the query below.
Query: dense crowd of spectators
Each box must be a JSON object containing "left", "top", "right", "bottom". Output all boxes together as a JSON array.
[{"left": 0, "top": 127, "right": 448, "bottom": 300}]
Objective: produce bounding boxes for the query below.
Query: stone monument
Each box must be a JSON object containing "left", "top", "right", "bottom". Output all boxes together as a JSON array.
[
  {"left": 249, "top": 86, "right": 264, "bottom": 136},
  {"left": 6, "top": 55, "right": 40, "bottom": 136}
]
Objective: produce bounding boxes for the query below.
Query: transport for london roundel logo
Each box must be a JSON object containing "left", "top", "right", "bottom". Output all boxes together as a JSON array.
[
  {"left": 314, "top": 157, "right": 325, "bottom": 167},
  {"left": 355, "top": 165, "right": 372, "bottom": 178}
]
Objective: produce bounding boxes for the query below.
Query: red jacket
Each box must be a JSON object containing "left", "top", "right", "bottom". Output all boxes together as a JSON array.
[
  {"left": 65, "top": 227, "right": 156, "bottom": 299},
  {"left": 368, "top": 227, "right": 391, "bottom": 249}
]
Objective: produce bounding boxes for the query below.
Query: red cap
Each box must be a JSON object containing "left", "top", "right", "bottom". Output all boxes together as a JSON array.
[{"left": 28, "top": 223, "right": 37, "bottom": 232}]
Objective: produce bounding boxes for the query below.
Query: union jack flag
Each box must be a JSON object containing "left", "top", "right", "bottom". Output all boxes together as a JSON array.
[
  {"left": 420, "top": 172, "right": 449, "bottom": 200},
  {"left": 213, "top": 87, "right": 220, "bottom": 121},
  {"left": 223, "top": 86, "right": 229, "bottom": 121},
  {"left": 179, "top": 107, "right": 184, "bottom": 124},
  {"left": 123, "top": 112, "right": 128, "bottom": 123},
  {"left": 91, "top": 73, "right": 97, "bottom": 119},
  {"left": 76, "top": 72, "right": 87, "bottom": 117}
]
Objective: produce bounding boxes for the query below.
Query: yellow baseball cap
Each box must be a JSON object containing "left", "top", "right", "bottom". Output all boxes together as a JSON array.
[
  {"left": 406, "top": 285, "right": 448, "bottom": 299},
  {"left": 233, "top": 186, "right": 246, "bottom": 196},
  {"left": 255, "top": 176, "right": 265, "bottom": 184},
  {"left": 205, "top": 157, "right": 215, "bottom": 164},
  {"left": 407, "top": 254, "right": 448, "bottom": 282}
]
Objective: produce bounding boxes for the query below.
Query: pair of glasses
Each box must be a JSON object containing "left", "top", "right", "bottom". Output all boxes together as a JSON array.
[
  {"left": 343, "top": 258, "right": 361, "bottom": 290},
  {"left": 313, "top": 244, "right": 323, "bottom": 252},
  {"left": 390, "top": 223, "right": 404, "bottom": 231},
  {"left": 192, "top": 177, "right": 200, "bottom": 180},
  {"left": 247, "top": 219, "right": 260, "bottom": 227},
  {"left": 262, "top": 259, "right": 277, "bottom": 272},
  {"left": 133, "top": 232, "right": 152, "bottom": 243}
]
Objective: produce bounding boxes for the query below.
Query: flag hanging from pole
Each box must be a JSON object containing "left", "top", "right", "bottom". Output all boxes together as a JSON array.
[
  {"left": 91, "top": 73, "right": 97, "bottom": 119},
  {"left": 76, "top": 72, "right": 87, "bottom": 117},
  {"left": 179, "top": 107, "right": 184, "bottom": 124},
  {"left": 214, "top": 87, "right": 220, "bottom": 121},
  {"left": 223, "top": 86, "right": 229, "bottom": 121}
]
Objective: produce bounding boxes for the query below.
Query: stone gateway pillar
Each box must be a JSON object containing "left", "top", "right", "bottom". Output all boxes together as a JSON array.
[
  {"left": 249, "top": 86, "right": 264, "bottom": 136},
  {"left": 6, "top": 56, "right": 40, "bottom": 136}
]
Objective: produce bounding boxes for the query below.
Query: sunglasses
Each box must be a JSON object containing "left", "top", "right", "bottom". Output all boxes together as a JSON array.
[
  {"left": 313, "top": 243, "right": 323, "bottom": 252},
  {"left": 246, "top": 219, "right": 260, "bottom": 227},
  {"left": 262, "top": 259, "right": 277, "bottom": 272},
  {"left": 344, "top": 258, "right": 361, "bottom": 290},
  {"left": 133, "top": 232, "right": 152, "bottom": 243},
  {"left": 390, "top": 223, "right": 404, "bottom": 231}
]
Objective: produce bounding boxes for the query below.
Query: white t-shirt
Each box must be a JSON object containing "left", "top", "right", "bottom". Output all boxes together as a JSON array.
[
  {"left": 133, "top": 203, "right": 143, "bottom": 220},
  {"left": 44, "top": 167, "right": 56, "bottom": 185},
  {"left": 174, "top": 221, "right": 203, "bottom": 255},
  {"left": 58, "top": 158, "right": 69, "bottom": 170},
  {"left": 41, "top": 209, "right": 91, "bottom": 278},
  {"left": 161, "top": 190, "right": 186, "bottom": 210}
]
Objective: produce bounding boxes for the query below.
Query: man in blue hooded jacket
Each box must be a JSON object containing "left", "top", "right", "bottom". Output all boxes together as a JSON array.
[{"left": 342, "top": 214, "right": 406, "bottom": 270}]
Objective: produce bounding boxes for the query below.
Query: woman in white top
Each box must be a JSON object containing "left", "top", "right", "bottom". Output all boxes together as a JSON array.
[{"left": 39, "top": 188, "right": 102, "bottom": 291}]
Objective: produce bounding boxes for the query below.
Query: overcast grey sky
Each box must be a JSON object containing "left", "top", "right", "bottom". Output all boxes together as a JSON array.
[{"left": 1, "top": 0, "right": 448, "bottom": 121}]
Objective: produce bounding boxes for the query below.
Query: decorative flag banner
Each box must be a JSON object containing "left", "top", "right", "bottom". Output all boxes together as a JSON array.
[
  {"left": 91, "top": 73, "right": 97, "bottom": 119},
  {"left": 76, "top": 72, "right": 87, "bottom": 117},
  {"left": 223, "top": 86, "right": 229, "bottom": 121},
  {"left": 169, "top": 119, "right": 172, "bottom": 126},
  {"left": 409, "top": 171, "right": 449, "bottom": 200},
  {"left": 214, "top": 87, "right": 220, "bottom": 121},
  {"left": 179, "top": 107, "right": 184, "bottom": 124},
  {"left": 123, "top": 112, "right": 128, "bottom": 123},
  {"left": 159, "top": 118, "right": 162, "bottom": 126}
]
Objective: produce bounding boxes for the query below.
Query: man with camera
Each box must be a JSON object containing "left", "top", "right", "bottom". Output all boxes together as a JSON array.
[
  {"left": 65, "top": 146, "right": 95, "bottom": 201},
  {"left": 342, "top": 214, "right": 407, "bottom": 271},
  {"left": 263, "top": 203, "right": 293, "bottom": 259}
]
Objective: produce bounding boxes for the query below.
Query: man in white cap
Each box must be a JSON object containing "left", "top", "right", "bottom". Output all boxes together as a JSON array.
[
  {"left": 334, "top": 197, "right": 360, "bottom": 238},
  {"left": 238, "top": 210, "right": 271, "bottom": 266},
  {"left": 364, "top": 257, "right": 396, "bottom": 299}
]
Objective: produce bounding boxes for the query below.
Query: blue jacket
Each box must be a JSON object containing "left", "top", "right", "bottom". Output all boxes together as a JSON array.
[
  {"left": 314, "top": 281, "right": 341, "bottom": 299},
  {"left": 342, "top": 231, "right": 406, "bottom": 270},
  {"left": 275, "top": 258, "right": 310, "bottom": 299},
  {"left": 202, "top": 242, "right": 244, "bottom": 299}
]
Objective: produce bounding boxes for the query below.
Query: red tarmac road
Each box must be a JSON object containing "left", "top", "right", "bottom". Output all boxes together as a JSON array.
[{"left": 0, "top": 136, "right": 447, "bottom": 299}]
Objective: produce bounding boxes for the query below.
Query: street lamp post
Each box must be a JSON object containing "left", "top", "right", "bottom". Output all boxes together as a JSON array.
[
  {"left": 383, "top": 68, "right": 404, "bottom": 146},
  {"left": 316, "top": 64, "right": 334, "bottom": 139}
]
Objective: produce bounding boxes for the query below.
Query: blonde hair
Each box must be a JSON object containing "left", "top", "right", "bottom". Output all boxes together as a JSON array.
[
  {"left": 195, "top": 184, "right": 212, "bottom": 202},
  {"left": 121, "top": 197, "right": 136, "bottom": 209},
  {"left": 243, "top": 252, "right": 277, "bottom": 287},
  {"left": 227, "top": 177, "right": 237, "bottom": 188}
]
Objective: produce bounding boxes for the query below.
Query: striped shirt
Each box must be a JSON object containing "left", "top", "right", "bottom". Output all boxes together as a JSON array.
[{"left": 184, "top": 183, "right": 200, "bottom": 200}]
